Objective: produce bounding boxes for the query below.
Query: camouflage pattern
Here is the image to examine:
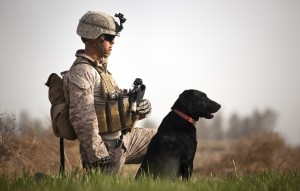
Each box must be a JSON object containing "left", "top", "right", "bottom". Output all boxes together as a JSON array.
[
  {"left": 64, "top": 50, "right": 156, "bottom": 170},
  {"left": 106, "top": 127, "right": 157, "bottom": 174},
  {"left": 123, "top": 128, "right": 157, "bottom": 164},
  {"left": 77, "top": 11, "right": 118, "bottom": 39},
  {"left": 63, "top": 50, "right": 109, "bottom": 163}
]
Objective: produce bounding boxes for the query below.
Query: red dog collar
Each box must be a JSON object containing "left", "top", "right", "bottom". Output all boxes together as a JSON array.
[{"left": 173, "top": 109, "right": 197, "bottom": 125}]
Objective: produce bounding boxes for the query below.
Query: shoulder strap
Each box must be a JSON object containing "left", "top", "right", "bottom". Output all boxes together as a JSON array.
[{"left": 72, "top": 57, "right": 106, "bottom": 75}]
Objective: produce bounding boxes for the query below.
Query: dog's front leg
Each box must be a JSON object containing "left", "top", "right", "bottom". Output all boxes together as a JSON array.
[
  {"left": 181, "top": 159, "right": 192, "bottom": 180},
  {"left": 189, "top": 163, "right": 193, "bottom": 178},
  {"left": 186, "top": 162, "right": 193, "bottom": 180}
]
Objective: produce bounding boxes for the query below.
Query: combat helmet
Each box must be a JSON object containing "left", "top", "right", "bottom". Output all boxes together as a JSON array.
[{"left": 77, "top": 11, "right": 126, "bottom": 39}]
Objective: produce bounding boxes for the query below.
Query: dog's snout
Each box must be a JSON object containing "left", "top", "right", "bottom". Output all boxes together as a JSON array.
[{"left": 210, "top": 101, "right": 221, "bottom": 113}]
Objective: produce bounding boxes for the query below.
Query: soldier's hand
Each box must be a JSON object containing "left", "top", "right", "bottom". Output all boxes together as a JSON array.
[
  {"left": 92, "top": 156, "right": 111, "bottom": 172},
  {"left": 99, "top": 155, "right": 111, "bottom": 164},
  {"left": 136, "top": 99, "right": 152, "bottom": 118}
]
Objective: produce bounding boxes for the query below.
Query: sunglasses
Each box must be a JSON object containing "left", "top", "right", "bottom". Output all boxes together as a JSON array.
[{"left": 103, "top": 34, "right": 115, "bottom": 42}]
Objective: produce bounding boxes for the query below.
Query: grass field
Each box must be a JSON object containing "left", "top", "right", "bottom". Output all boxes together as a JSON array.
[
  {"left": 0, "top": 171, "right": 299, "bottom": 191},
  {"left": 1, "top": 113, "right": 300, "bottom": 190}
]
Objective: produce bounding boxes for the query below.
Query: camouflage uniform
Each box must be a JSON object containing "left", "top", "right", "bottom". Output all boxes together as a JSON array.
[{"left": 64, "top": 50, "right": 156, "bottom": 173}]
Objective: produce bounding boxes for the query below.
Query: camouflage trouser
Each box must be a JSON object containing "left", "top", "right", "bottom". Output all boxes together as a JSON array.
[{"left": 81, "top": 127, "right": 157, "bottom": 174}]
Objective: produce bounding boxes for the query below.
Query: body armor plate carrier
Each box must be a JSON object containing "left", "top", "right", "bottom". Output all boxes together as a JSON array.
[{"left": 95, "top": 72, "right": 132, "bottom": 134}]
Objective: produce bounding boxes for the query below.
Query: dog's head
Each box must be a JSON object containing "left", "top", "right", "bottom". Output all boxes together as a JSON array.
[{"left": 171, "top": 89, "right": 221, "bottom": 120}]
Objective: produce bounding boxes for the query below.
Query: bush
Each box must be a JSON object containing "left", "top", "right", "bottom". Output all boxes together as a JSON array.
[
  {"left": 0, "top": 112, "right": 80, "bottom": 176},
  {"left": 199, "top": 131, "right": 300, "bottom": 176}
]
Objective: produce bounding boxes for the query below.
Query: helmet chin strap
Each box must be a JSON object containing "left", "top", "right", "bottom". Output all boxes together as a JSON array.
[
  {"left": 100, "top": 57, "right": 109, "bottom": 72},
  {"left": 95, "top": 38, "right": 109, "bottom": 71},
  {"left": 96, "top": 37, "right": 110, "bottom": 72}
]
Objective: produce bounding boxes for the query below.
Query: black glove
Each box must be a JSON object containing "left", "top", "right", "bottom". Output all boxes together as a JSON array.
[
  {"left": 91, "top": 156, "right": 111, "bottom": 172},
  {"left": 136, "top": 99, "right": 152, "bottom": 118}
]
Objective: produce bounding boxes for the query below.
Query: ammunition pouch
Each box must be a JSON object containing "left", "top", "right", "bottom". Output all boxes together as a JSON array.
[{"left": 95, "top": 94, "right": 132, "bottom": 134}]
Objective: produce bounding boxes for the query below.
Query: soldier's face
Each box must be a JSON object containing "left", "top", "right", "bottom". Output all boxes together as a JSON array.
[{"left": 102, "top": 34, "right": 115, "bottom": 55}]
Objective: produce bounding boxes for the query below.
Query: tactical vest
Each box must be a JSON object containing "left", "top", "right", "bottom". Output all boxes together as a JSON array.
[
  {"left": 95, "top": 72, "right": 132, "bottom": 134},
  {"left": 69, "top": 57, "right": 133, "bottom": 134}
]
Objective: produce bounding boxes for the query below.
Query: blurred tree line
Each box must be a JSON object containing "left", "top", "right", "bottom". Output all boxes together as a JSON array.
[{"left": 197, "top": 108, "right": 278, "bottom": 140}]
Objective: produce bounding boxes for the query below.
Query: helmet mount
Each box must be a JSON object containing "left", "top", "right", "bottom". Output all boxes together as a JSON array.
[{"left": 114, "top": 13, "right": 126, "bottom": 33}]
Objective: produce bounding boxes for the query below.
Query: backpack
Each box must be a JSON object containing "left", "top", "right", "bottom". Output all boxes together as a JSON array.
[
  {"left": 45, "top": 73, "right": 77, "bottom": 140},
  {"left": 45, "top": 61, "right": 140, "bottom": 139}
]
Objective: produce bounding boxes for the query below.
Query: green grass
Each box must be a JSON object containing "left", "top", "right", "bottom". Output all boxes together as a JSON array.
[{"left": 0, "top": 171, "right": 299, "bottom": 191}]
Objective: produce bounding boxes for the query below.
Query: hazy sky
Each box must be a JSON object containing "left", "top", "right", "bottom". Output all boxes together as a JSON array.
[{"left": 0, "top": 0, "right": 299, "bottom": 145}]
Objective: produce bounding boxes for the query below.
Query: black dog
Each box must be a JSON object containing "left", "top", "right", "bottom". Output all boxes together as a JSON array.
[{"left": 136, "top": 89, "right": 221, "bottom": 180}]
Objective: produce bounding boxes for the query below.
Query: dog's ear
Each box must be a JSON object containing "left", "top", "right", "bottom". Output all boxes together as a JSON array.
[
  {"left": 176, "top": 90, "right": 195, "bottom": 112},
  {"left": 178, "top": 90, "right": 193, "bottom": 106}
]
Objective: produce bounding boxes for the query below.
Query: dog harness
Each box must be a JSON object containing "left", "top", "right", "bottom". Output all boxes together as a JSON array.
[{"left": 173, "top": 109, "right": 197, "bottom": 125}]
